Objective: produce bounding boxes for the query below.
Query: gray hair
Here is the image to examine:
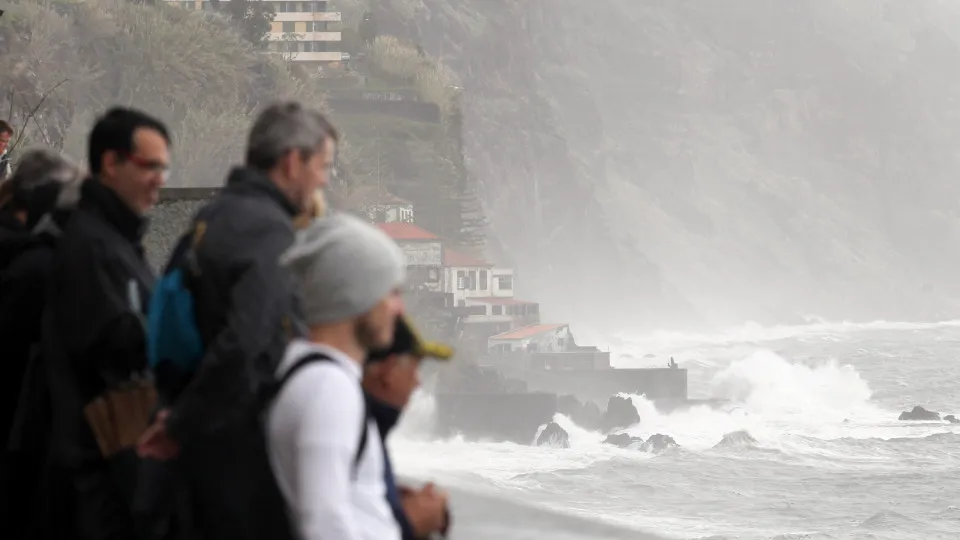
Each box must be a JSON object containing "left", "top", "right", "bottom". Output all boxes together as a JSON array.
[
  {"left": 245, "top": 101, "right": 338, "bottom": 171},
  {"left": 1, "top": 147, "right": 82, "bottom": 211}
]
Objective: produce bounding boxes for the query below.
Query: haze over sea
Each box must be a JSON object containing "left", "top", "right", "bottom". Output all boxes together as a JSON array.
[{"left": 390, "top": 319, "right": 960, "bottom": 540}]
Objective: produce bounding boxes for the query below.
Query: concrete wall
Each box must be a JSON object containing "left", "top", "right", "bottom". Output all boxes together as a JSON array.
[
  {"left": 145, "top": 197, "right": 207, "bottom": 271},
  {"left": 434, "top": 392, "right": 558, "bottom": 445},
  {"left": 516, "top": 368, "right": 688, "bottom": 405}
]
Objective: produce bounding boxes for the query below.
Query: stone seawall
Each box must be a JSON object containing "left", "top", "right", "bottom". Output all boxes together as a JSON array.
[
  {"left": 514, "top": 368, "right": 688, "bottom": 405},
  {"left": 145, "top": 188, "right": 217, "bottom": 269},
  {"left": 434, "top": 392, "right": 558, "bottom": 445}
]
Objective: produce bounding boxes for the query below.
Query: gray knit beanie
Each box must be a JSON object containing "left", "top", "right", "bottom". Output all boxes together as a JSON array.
[{"left": 280, "top": 213, "right": 406, "bottom": 325}]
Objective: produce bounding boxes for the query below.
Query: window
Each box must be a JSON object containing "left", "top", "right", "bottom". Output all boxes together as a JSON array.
[
  {"left": 479, "top": 270, "right": 488, "bottom": 290},
  {"left": 458, "top": 300, "right": 466, "bottom": 307},
  {"left": 498, "top": 276, "right": 513, "bottom": 290},
  {"left": 282, "top": 22, "right": 296, "bottom": 33},
  {"left": 314, "top": 0, "right": 327, "bottom": 11},
  {"left": 457, "top": 271, "right": 466, "bottom": 290},
  {"left": 492, "top": 305, "right": 502, "bottom": 315},
  {"left": 469, "top": 271, "right": 477, "bottom": 291},
  {"left": 308, "top": 21, "right": 328, "bottom": 32}
]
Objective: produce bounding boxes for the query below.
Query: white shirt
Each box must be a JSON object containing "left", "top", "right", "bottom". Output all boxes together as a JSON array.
[{"left": 267, "top": 339, "right": 400, "bottom": 540}]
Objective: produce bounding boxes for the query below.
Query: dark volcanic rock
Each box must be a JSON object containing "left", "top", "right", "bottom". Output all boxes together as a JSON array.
[
  {"left": 602, "top": 395, "right": 640, "bottom": 432},
  {"left": 641, "top": 434, "right": 678, "bottom": 453},
  {"left": 601, "top": 433, "right": 644, "bottom": 449},
  {"left": 713, "top": 430, "right": 758, "bottom": 449},
  {"left": 556, "top": 395, "right": 604, "bottom": 431},
  {"left": 898, "top": 406, "right": 940, "bottom": 421},
  {"left": 944, "top": 415, "right": 959, "bottom": 424},
  {"left": 535, "top": 422, "right": 570, "bottom": 448}
]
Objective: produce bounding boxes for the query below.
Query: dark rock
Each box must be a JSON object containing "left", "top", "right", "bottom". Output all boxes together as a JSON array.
[
  {"left": 944, "top": 415, "right": 959, "bottom": 424},
  {"left": 602, "top": 395, "right": 640, "bottom": 432},
  {"left": 641, "top": 433, "right": 678, "bottom": 453},
  {"left": 898, "top": 406, "right": 940, "bottom": 421},
  {"left": 713, "top": 430, "right": 758, "bottom": 449},
  {"left": 601, "top": 432, "right": 644, "bottom": 449},
  {"left": 535, "top": 422, "right": 570, "bottom": 448},
  {"left": 557, "top": 395, "right": 605, "bottom": 431}
]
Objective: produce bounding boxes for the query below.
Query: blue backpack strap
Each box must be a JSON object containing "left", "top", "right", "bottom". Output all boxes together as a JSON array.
[{"left": 272, "top": 352, "right": 369, "bottom": 479}]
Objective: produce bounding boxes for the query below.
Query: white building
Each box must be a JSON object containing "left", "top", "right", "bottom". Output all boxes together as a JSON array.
[
  {"left": 167, "top": 0, "right": 344, "bottom": 65},
  {"left": 265, "top": 0, "right": 344, "bottom": 65},
  {"left": 376, "top": 222, "right": 442, "bottom": 291},
  {"left": 442, "top": 248, "right": 515, "bottom": 306},
  {"left": 345, "top": 186, "right": 414, "bottom": 223},
  {"left": 488, "top": 324, "right": 571, "bottom": 353}
]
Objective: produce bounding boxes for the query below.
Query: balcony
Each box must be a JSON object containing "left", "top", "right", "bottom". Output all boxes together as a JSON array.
[
  {"left": 273, "top": 11, "right": 342, "bottom": 22},
  {"left": 287, "top": 51, "right": 343, "bottom": 62},
  {"left": 268, "top": 32, "right": 342, "bottom": 41}
]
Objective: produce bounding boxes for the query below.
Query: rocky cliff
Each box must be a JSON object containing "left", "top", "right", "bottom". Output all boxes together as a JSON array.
[{"left": 352, "top": 0, "right": 960, "bottom": 331}]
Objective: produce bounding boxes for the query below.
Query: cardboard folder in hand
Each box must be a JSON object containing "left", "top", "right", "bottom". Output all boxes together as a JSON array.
[{"left": 83, "top": 379, "right": 158, "bottom": 458}]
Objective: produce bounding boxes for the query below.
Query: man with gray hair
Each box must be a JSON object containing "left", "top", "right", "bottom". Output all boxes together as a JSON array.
[
  {"left": 267, "top": 213, "right": 405, "bottom": 540},
  {"left": 137, "top": 101, "right": 339, "bottom": 540}
]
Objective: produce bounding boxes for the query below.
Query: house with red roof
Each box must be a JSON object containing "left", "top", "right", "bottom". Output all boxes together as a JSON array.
[
  {"left": 342, "top": 185, "right": 414, "bottom": 223},
  {"left": 376, "top": 222, "right": 443, "bottom": 292}
]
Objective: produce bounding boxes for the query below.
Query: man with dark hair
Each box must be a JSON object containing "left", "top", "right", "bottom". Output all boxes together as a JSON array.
[
  {"left": 364, "top": 316, "right": 453, "bottom": 540},
  {"left": 137, "top": 100, "right": 339, "bottom": 539},
  {"left": 45, "top": 107, "right": 169, "bottom": 539},
  {"left": 0, "top": 120, "right": 15, "bottom": 183}
]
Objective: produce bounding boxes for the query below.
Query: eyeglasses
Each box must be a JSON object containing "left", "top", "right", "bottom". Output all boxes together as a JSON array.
[{"left": 124, "top": 153, "right": 170, "bottom": 180}]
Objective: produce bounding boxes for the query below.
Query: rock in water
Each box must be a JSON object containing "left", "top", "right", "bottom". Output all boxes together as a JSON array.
[
  {"left": 603, "top": 395, "right": 641, "bottom": 432},
  {"left": 713, "top": 430, "right": 758, "bottom": 449},
  {"left": 601, "top": 432, "right": 644, "bottom": 449},
  {"left": 641, "top": 434, "right": 678, "bottom": 453},
  {"left": 556, "top": 395, "right": 604, "bottom": 431},
  {"left": 944, "top": 415, "right": 959, "bottom": 424},
  {"left": 535, "top": 422, "right": 570, "bottom": 448},
  {"left": 898, "top": 406, "right": 940, "bottom": 421}
]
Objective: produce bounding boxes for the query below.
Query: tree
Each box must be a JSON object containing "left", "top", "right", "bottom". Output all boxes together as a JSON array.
[{"left": 212, "top": 0, "right": 275, "bottom": 49}]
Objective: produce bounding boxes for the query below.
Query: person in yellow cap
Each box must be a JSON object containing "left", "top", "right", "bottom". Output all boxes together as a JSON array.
[{"left": 363, "top": 315, "right": 452, "bottom": 540}]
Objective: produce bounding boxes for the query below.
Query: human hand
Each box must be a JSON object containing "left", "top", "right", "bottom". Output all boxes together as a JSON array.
[{"left": 136, "top": 409, "right": 180, "bottom": 461}]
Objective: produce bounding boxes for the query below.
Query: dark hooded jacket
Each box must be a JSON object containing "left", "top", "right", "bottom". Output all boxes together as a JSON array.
[
  {"left": 160, "top": 167, "right": 302, "bottom": 540},
  {"left": 45, "top": 179, "right": 155, "bottom": 468},
  {"left": 0, "top": 212, "right": 53, "bottom": 440}
]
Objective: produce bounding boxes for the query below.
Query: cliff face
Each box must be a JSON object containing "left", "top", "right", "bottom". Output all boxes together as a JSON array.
[{"left": 367, "top": 0, "right": 960, "bottom": 331}]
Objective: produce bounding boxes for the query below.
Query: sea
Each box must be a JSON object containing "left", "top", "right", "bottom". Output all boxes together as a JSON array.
[{"left": 389, "top": 320, "right": 960, "bottom": 540}]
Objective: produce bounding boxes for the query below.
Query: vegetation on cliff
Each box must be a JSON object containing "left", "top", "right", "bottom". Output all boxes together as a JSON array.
[{"left": 0, "top": 0, "right": 320, "bottom": 187}]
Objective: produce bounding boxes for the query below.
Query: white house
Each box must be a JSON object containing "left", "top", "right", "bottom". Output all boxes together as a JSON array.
[
  {"left": 442, "top": 248, "right": 516, "bottom": 305},
  {"left": 346, "top": 186, "right": 414, "bottom": 223},
  {"left": 488, "top": 324, "right": 571, "bottom": 353},
  {"left": 377, "top": 222, "right": 442, "bottom": 291}
]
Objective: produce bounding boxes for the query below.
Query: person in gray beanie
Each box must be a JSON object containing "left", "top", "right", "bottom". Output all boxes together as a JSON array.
[{"left": 266, "top": 213, "right": 406, "bottom": 540}]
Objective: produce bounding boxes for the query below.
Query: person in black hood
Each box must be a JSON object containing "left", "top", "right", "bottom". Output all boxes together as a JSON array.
[
  {"left": 136, "top": 101, "right": 338, "bottom": 540},
  {"left": 0, "top": 147, "right": 82, "bottom": 537},
  {"left": 44, "top": 107, "right": 169, "bottom": 540},
  {"left": 364, "top": 315, "right": 454, "bottom": 540}
]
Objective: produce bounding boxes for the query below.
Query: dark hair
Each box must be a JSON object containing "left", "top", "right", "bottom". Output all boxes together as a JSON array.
[
  {"left": 0, "top": 120, "right": 13, "bottom": 137},
  {"left": 245, "top": 101, "right": 338, "bottom": 171},
  {"left": 87, "top": 107, "right": 170, "bottom": 175}
]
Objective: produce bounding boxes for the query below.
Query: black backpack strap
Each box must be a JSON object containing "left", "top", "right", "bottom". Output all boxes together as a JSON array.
[{"left": 274, "top": 351, "right": 370, "bottom": 480}]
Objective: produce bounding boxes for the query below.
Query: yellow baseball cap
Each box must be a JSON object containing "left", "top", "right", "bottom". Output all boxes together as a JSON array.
[{"left": 368, "top": 314, "right": 453, "bottom": 362}]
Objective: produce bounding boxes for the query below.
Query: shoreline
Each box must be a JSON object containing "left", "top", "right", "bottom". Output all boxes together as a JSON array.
[{"left": 432, "top": 484, "right": 673, "bottom": 540}]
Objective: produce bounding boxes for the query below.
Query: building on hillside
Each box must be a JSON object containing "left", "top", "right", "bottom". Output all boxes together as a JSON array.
[
  {"left": 441, "top": 247, "right": 539, "bottom": 346},
  {"left": 343, "top": 185, "right": 414, "bottom": 223},
  {"left": 376, "top": 222, "right": 442, "bottom": 292},
  {"left": 487, "top": 323, "right": 612, "bottom": 371},
  {"left": 265, "top": 0, "right": 343, "bottom": 66},
  {"left": 442, "top": 248, "right": 515, "bottom": 305},
  {"left": 167, "top": 0, "right": 344, "bottom": 66}
]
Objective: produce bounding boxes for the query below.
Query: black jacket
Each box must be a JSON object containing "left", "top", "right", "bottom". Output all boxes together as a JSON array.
[
  {"left": 0, "top": 213, "right": 53, "bottom": 441},
  {"left": 44, "top": 179, "right": 155, "bottom": 468},
  {"left": 164, "top": 166, "right": 301, "bottom": 443}
]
